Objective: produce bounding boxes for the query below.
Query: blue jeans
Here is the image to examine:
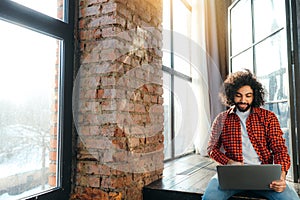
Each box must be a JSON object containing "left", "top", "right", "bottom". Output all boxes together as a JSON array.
[{"left": 202, "top": 174, "right": 300, "bottom": 200}]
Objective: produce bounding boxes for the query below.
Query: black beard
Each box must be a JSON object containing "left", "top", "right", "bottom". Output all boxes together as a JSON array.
[{"left": 235, "top": 103, "right": 251, "bottom": 112}]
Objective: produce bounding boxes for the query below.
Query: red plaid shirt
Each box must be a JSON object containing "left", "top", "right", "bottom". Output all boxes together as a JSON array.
[{"left": 207, "top": 106, "right": 291, "bottom": 172}]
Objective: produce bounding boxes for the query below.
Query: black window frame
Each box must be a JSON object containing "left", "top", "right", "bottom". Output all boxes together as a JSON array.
[
  {"left": 0, "top": 0, "right": 74, "bottom": 199},
  {"left": 287, "top": 0, "right": 300, "bottom": 183}
]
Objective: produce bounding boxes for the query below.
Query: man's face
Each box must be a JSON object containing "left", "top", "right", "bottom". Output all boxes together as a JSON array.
[{"left": 234, "top": 85, "right": 254, "bottom": 112}]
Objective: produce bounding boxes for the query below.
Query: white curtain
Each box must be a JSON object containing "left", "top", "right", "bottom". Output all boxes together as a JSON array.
[{"left": 191, "top": 0, "right": 225, "bottom": 156}]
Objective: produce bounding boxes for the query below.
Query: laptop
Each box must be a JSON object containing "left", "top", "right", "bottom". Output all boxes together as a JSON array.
[{"left": 217, "top": 164, "right": 281, "bottom": 190}]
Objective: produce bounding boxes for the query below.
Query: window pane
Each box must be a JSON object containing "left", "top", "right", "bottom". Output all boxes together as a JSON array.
[
  {"left": 174, "top": 76, "right": 196, "bottom": 157},
  {"left": 255, "top": 31, "right": 288, "bottom": 102},
  {"left": 173, "top": 0, "right": 192, "bottom": 76},
  {"left": 264, "top": 102, "right": 289, "bottom": 129},
  {"left": 174, "top": 51, "right": 191, "bottom": 76},
  {"left": 173, "top": 0, "right": 191, "bottom": 38},
  {"left": 163, "top": 0, "right": 171, "bottom": 30},
  {"left": 230, "top": 0, "right": 252, "bottom": 56},
  {"left": 163, "top": 0, "right": 171, "bottom": 68},
  {"left": 0, "top": 20, "right": 60, "bottom": 199},
  {"left": 163, "top": 72, "right": 172, "bottom": 160},
  {"left": 231, "top": 48, "right": 253, "bottom": 72},
  {"left": 253, "top": 0, "right": 286, "bottom": 42},
  {"left": 10, "top": 0, "right": 64, "bottom": 21}
]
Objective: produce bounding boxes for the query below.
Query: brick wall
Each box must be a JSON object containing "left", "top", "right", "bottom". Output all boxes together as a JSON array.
[{"left": 71, "top": 0, "right": 164, "bottom": 199}]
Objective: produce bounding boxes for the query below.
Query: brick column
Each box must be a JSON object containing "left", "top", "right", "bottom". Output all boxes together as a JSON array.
[{"left": 71, "top": 0, "right": 163, "bottom": 199}]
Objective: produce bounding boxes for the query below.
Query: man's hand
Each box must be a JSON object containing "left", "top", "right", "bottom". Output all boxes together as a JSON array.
[
  {"left": 227, "top": 159, "right": 243, "bottom": 165},
  {"left": 270, "top": 171, "right": 287, "bottom": 192}
]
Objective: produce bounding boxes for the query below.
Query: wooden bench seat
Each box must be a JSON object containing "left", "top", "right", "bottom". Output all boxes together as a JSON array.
[{"left": 143, "top": 154, "right": 300, "bottom": 200}]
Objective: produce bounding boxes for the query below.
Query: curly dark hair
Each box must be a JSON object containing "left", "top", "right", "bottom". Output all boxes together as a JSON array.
[{"left": 220, "top": 69, "right": 265, "bottom": 107}]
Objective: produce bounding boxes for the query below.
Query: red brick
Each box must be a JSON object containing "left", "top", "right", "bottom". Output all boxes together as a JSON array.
[
  {"left": 102, "top": 2, "right": 117, "bottom": 14},
  {"left": 101, "top": 176, "right": 125, "bottom": 189},
  {"left": 108, "top": 192, "right": 122, "bottom": 200},
  {"left": 134, "top": 103, "right": 146, "bottom": 113},
  {"left": 130, "top": 126, "right": 144, "bottom": 135},
  {"left": 97, "top": 89, "right": 104, "bottom": 98},
  {"left": 50, "top": 126, "right": 57, "bottom": 136},
  {"left": 80, "top": 5, "right": 101, "bottom": 18},
  {"left": 100, "top": 15, "right": 117, "bottom": 25},
  {"left": 49, "top": 151, "right": 57, "bottom": 161},
  {"left": 100, "top": 49, "right": 121, "bottom": 61},
  {"left": 48, "top": 175, "right": 56, "bottom": 187},
  {"left": 85, "top": 138, "right": 111, "bottom": 149},
  {"left": 50, "top": 139, "right": 57, "bottom": 148},
  {"left": 49, "top": 163, "right": 57, "bottom": 173}
]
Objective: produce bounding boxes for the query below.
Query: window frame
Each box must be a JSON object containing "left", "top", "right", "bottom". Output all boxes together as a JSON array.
[
  {"left": 163, "top": 0, "right": 193, "bottom": 162},
  {"left": 287, "top": 0, "right": 300, "bottom": 183},
  {"left": 0, "top": 0, "right": 74, "bottom": 199}
]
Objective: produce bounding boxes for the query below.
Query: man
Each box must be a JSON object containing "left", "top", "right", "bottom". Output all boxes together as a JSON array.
[{"left": 202, "top": 70, "right": 299, "bottom": 200}]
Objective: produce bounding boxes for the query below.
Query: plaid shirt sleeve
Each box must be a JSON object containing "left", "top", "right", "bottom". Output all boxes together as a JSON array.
[
  {"left": 207, "top": 112, "right": 231, "bottom": 165},
  {"left": 263, "top": 110, "right": 291, "bottom": 172}
]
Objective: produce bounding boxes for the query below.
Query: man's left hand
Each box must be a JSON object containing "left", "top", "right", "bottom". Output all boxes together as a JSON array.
[
  {"left": 270, "top": 179, "right": 286, "bottom": 192},
  {"left": 270, "top": 171, "right": 287, "bottom": 192}
]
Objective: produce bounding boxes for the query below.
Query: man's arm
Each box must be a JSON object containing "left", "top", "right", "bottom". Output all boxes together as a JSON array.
[
  {"left": 265, "top": 111, "right": 289, "bottom": 192},
  {"left": 207, "top": 113, "right": 231, "bottom": 165},
  {"left": 266, "top": 112, "right": 291, "bottom": 172}
]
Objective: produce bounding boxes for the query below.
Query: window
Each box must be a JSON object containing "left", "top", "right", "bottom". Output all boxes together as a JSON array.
[
  {"left": 9, "top": 0, "right": 63, "bottom": 20},
  {"left": 228, "top": 0, "right": 298, "bottom": 182},
  {"left": 0, "top": 0, "right": 74, "bottom": 199},
  {"left": 163, "top": 0, "right": 195, "bottom": 161}
]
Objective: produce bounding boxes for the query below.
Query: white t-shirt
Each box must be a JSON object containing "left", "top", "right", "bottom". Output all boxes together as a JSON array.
[{"left": 236, "top": 109, "right": 261, "bottom": 165}]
